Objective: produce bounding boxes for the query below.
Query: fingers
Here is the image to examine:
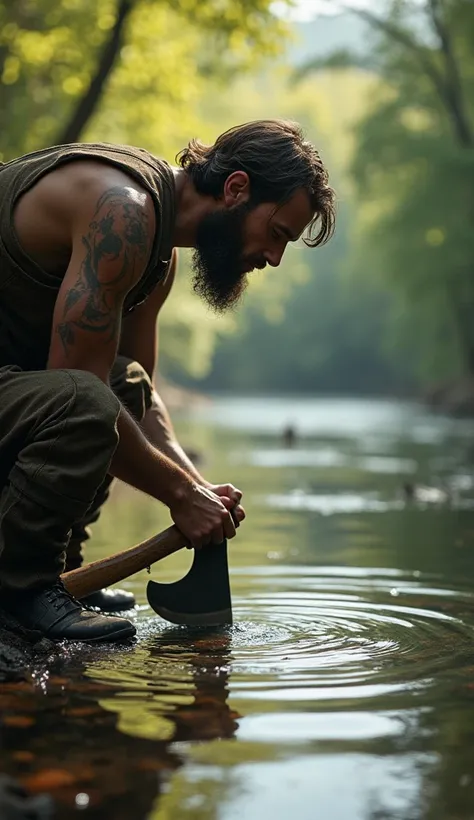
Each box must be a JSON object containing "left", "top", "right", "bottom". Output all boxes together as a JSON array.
[
  {"left": 219, "top": 495, "right": 234, "bottom": 511},
  {"left": 190, "top": 532, "right": 213, "bottom": 550},
  {"left": 217, "top": 495, "right": 245, "bottom": 530},
  {"left": 227, "top": 485, "right": 242, "bottom": 506},
  {"left": 233, "top": 504, "right": 246, "bottom": 523},
  {"left": 222, "top": 508, "right": 237, "bottom": 541},
  {"left": 189, "top": 522, "right": 232, "bottom": 548},
  {"left": 211, "top": 526, "right": 225, "bottom": 545},
  {"left": 178, "top": 486, "right": 243, "bottom": 550},
  {"left": 213, "top": 483, "right": 242, "bottom": 506}
]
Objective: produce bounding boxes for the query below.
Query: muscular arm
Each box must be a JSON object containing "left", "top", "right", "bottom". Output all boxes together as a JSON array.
[
  {"left": 47, "top": 180, "right": 192, "bottom": 507},
  {"left": 119, "top": 250, "right": 207, "bottom": 484},
  {"left": 118, "top": 247, "right": 177, "bottom": 380},
  {"left": 49, "top": 184, "right": 150, "bottom": 376}
]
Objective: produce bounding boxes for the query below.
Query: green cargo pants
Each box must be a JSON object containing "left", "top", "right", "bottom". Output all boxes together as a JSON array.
[
  {"left": 65, "top": 356, "right": 153, "bottom": 571},
  {"left": 0, "top": 356, "right": 152, "bottom": 589}
]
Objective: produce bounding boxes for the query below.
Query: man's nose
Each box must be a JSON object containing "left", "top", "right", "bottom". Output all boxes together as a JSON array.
[{"left": 265, "top": 248, "right": 285, "bottom": 268}]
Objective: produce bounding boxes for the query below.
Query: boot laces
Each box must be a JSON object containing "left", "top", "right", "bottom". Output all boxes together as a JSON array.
[{"left": 45, "top": 581, "right": 81, "bottom": 612}]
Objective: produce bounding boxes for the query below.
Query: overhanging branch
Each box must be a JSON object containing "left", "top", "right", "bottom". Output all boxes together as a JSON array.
[
  {"left": 55, "top": 0, "right": 134, "bottom": 145},
  {"left": 327, "top": 0, "right": 473, "bottom": 147},
  {"left": 426, "top": 0, "right": 473, "bottom": 145}
]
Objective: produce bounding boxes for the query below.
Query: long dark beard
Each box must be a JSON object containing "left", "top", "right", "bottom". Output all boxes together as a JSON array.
[{"left": 192, "top": 202, "right": 252, "bottom": 312}]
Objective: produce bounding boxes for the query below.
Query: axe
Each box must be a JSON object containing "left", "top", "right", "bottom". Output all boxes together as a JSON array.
[{"left": 61, "top": 525, "right": 232, "bottom": 626}]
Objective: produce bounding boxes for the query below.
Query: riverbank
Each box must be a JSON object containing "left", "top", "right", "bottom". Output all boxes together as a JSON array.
[
  {"left": 162, "top": 375, "right": 474, "bottom": 419},
  {"left": 424, "top": 377, "right": 474, "bottom": 417}
]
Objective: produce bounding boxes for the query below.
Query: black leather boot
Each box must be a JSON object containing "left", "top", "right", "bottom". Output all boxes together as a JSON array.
[
  {"left": 80, "top": 587, "right": 136, "bottom": 612},
  {"left": 0, "top": 581, "right": 136, "bottom": 643}
]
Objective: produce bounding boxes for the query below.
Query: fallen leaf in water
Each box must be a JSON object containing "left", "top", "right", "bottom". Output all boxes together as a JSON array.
[
  {"left": 2, "top": 715, "right": 35, "bottom": 727},
  {"left": 24, "top": 768, "right": 76, "bottom": 791},
  {"left": 65, "top": 706, "right": 102, "bottom": 718},
  {"left": 12, "top": 751, "right": 35, "bottom": 763}
]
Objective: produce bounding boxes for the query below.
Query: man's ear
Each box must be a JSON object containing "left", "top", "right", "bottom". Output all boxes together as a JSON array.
[{"left": 222, "top": 171, "right": 250, "bottom": 207}]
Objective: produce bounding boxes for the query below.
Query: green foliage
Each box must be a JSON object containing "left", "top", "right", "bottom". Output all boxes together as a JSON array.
[
  {"left": 0, "top": 0, "right": 287, "bottom": 161},
  {"left": 292, "top": 47, "right": 374, "bottom": 81},
  {"left": 344, "top": 0, "right": 474, "bottom": 383}
]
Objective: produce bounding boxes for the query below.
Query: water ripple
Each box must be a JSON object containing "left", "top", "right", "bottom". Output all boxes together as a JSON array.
[
  {"left": 226, "top": 568, "right": 474, "bottom": 702},
  {"left": 85, "top": 568, "right": 474, "bottom": 720}
]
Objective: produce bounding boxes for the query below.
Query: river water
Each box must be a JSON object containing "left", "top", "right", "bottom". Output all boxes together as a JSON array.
[{"left": 3, "top": 396, "right": 474, "bottom": 819}]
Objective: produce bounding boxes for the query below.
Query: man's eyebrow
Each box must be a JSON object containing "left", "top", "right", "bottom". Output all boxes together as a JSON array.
[{"left": 275, "top": 223, "right": 298, "bottom": 242}]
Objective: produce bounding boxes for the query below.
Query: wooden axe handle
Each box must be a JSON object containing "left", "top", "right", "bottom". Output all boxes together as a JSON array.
[{"left": 61, "top": 525, "right": 187, "bottom": 599}]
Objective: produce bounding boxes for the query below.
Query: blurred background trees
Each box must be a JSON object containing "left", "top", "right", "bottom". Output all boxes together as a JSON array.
[
  {"left": 1, "top": 0, "right": 473, "bottom": 405},
  {"left": 325, "top": 0, "right": 474, "bottom": 391}
]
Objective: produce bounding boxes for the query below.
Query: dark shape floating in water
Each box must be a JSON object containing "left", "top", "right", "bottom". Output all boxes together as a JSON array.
[{"left": 282, "top": 424, "right": 297, "bottom": 448}]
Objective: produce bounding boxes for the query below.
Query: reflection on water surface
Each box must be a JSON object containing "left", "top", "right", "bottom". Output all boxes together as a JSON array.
[{"left": 3, "top": 396, "right": 474, "bottom": 819}]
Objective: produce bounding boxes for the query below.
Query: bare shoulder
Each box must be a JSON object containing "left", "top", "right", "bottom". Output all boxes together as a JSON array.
[
  {"left": 14, "top": 159, "right": 156, "bottom": 273},
  {"left": 41, "top": 159, "right": 155, "bottom": 228}
]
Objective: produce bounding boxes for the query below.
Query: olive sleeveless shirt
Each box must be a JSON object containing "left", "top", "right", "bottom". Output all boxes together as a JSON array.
[{"left": 0, "top": 143, "right": 176, "bottom": 370}]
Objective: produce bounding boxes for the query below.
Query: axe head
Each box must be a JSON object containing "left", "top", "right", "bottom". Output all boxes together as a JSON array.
[{"left": 146, "top": 540, "right": 232, "bottom": 626}]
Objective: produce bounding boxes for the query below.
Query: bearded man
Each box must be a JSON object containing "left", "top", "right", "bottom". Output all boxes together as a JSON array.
[{"left": 0, "top": 119, "right": 335, "bottom": 642}]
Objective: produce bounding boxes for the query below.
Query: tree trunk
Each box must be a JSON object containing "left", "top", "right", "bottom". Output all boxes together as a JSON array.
[
  {"left": 447, "top": 284, "right": 474, "bottom": 376},
  {"left": 55, "top": 0, "right": 134, "bottom": 145},
  {"left": 344, "top": 2, "right": 473, "bottom": 148},
  {"left": 427, "top": 0, "right": 473, "bottom": 147}
]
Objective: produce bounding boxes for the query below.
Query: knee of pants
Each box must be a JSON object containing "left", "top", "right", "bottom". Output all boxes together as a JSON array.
[
  {"left": 67, "top": 369, "right": 120, "bottom": 450},
  {"left": 110, "top": 356, "right": 153, "bottom": 422},
  {"left": 4, "top": 369, "right": 120, "bottom": 521}
]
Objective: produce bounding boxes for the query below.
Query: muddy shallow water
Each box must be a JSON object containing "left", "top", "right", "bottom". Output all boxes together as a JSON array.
[{"left": 3, "top": 396, "right": 474, "bottom": 819}]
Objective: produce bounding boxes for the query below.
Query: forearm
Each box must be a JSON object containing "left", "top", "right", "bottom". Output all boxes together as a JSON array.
[
  {"left": 140, "top": 389, "right": 206, "bottom": 485},
  {"left": 110, "top": 403, "right": 193, "bottom": 506}
]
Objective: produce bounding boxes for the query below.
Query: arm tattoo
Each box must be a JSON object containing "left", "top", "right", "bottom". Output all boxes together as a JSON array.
[{"left": 56, "top": 186, "right": 151, "bottom": 353}]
